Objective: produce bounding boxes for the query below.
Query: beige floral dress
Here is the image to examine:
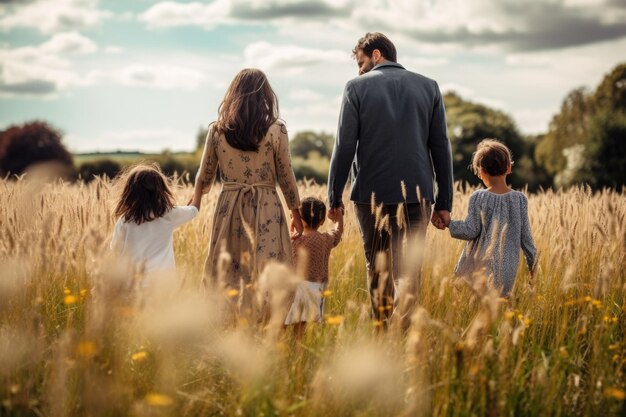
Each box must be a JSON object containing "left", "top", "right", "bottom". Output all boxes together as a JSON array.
[{"left": 196, "top": 121, "right": 301, "bottom": 290}]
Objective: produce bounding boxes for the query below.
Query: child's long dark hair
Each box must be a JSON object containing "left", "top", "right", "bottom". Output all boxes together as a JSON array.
[{"left": 114, "top": 163, "right": 174, "bottom": 225}]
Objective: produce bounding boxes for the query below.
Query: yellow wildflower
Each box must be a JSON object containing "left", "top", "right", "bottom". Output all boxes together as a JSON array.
[
  {"left": 226, "top": 289, "right": 239, "bottom": 297},
  {"left": 321, "top": 290, "right": 333, "bottom": 297},
  {"left": 145, "top": 393, "right": 173, "bottom": 406},
  {"left": 326, "top": 315, "right": 344, "bottom": 325},
  {"left": 63, "top": 288, "right": 71, "bottom": 295},
  {"left": 79, "top": 289, "right": 88, "bottom": 297},
  {"left": 132, "top": 351, "right": 148, "bottom": 362},
  {"left": 604, "top": 387, "right": 626, "bottom": 401},
  {"left": 504, "top": 311, "right": 515, "bottom": 321},
  {"left": 77, "top": 341, "right": 96, "bottom": 357},
  {"left": 64, "top": 295, "right": 78, "bottom": 305}
]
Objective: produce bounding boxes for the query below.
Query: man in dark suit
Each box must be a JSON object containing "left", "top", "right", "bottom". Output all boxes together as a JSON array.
[{"left": 328, "top": 32, "right": 453, "bottom": 324}]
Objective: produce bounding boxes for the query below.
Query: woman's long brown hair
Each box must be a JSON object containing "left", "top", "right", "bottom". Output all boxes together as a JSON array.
[
  {"left": 114, "top": 163, "right": 175, "bottom": 225},
  {"left": 215, "top": 68, "right": 279, "bottom": 151}
]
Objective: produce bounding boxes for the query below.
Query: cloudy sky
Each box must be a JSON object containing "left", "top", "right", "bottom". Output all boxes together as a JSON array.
[{"left": 1, "top": 0, "right": 626, "bottom": 153}]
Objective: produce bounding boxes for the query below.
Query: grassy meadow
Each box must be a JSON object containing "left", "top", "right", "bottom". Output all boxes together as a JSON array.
[{"left": 1, "top": 176, "right": 625, "bottom": 417}]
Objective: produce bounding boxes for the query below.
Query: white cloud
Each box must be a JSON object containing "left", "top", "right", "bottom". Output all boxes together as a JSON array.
[
  {"left": 88, "top": 64, "right": 206, "bottom": 90},
  {"left": 244, "top": 41, "right": 347, "bottom": 74},
  {"left": 229, "top": 0, "right": 352, "bottom": 20},
  {"left": 40, "top": 31, "right": 98, "bottom": 54},
  {"left": 288, "top": 88, "right": 324, "bottom": 102},
  {"left": 104, "top": 46, "right": 124, "bottom": 54},
  {"left": 401, "top": 56, "right": 449, "bottom": 70},
  {"left": 282, "top": 94, "right": 343, "bottom": 134},
  {"left": 0, "top": 0, "right": 111, "bottom": 34},
  {"left": 138, "top": 0, "right": 230, "bottom": 29},
  {"left": 354, "top": 0, "right": 626, "bottom": 52},
  {"left": 0, "top": 32, "right": 97, "bottom": 97},
  {"left": 137, "top": 0, "right": 626, "bottom": 52},
  {"left": 511, "top": 107, "right": 555, "bottom": 135},
  {"left": 440, "top": 82, "right": 475, "bottom": 98},
  {"left": 138, "top": 0, "right": 351, "bottom": 29}
]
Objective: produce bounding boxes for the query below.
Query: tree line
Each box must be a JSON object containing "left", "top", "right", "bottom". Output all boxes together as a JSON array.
[{"left": 1, "top": 62, "right": 624, "bottom": 191}]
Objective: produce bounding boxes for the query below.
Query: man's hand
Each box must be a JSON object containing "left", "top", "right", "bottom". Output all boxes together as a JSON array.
[
  {"left": 328, "top": 203, "right": 345, "bottom": 222},
  {"left": 431, "top": 210, "right": 451, "bottom": 230}
]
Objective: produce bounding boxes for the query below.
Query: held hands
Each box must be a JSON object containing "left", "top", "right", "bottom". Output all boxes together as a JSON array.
[
  {"left": 187, "top": 192, "right": 202, "bottom": 210},
  {"left": 328, "top": 203, "right": 345, "bottom": 223},
  {"left": 290, "top": 209, "right": 303, "bottom": 239},
  {"left": 431, "top": 210, "right": 451, "bottom": 230}
]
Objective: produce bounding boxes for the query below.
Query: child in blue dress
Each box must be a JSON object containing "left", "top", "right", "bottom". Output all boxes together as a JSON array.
[{"left": 440, "top": 139, "right": 537, "bottom": 296}]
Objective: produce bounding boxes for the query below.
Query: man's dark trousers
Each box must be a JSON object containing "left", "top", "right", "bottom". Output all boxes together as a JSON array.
[{"left": 354, "top": 201, "right": 430, "bottom": 323}]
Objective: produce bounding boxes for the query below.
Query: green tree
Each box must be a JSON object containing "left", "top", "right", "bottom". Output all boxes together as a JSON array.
[
  {"left": 0, "top": 120, "right": 75, "bottom": 179},
  {"left": 585, "top": 111, "right": 626, "bottom": 189},
  {"left": 289, "top": 131, "right": 334, "bottom": 160},
  {"left": 443, "top": 92, "right": 543, "bottom": 190},
  {"left": 593, "top": 63, "right": 626, "bottom": 111},
  {"left": 535, "top": 88, "right": 592, "bottom": 178},
  {"left": 535, "top": 62, "right": 626, "bottom": 188},
  {"left": 78, "top": 159, "right": 121, "bottom": 182}
]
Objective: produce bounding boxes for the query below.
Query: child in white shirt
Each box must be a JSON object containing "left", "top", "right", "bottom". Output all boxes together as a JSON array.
[{"left": 110, "top": 163, "right": 200, "bottom": 286}]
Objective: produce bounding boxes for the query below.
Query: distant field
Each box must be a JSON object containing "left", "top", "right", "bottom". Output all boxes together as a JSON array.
[{"left": 73, "top": 152, "right": 196, "bottom": 166}]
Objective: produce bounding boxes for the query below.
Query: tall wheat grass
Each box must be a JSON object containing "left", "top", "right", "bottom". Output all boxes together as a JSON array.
[{"left": 1, "top": 174, "right": 625, "bottom": 417}]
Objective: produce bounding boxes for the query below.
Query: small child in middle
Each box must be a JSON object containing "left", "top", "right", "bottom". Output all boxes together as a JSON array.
[{"left": 284, "top": 197, "right": 343, "bottom": 337}]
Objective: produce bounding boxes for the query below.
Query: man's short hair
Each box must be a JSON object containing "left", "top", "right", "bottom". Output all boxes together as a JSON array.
[{"left": 352, "top": 32, "right": 397, "bottom": 62}]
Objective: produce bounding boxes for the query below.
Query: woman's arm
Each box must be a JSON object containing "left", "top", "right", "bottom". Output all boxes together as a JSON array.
[
  {"left": 274, "top": 123, "right": 302, "bottom": 237},
  {"left": 193, "top": 126, "right": 219, "bottom": 207},
  {"left": 290, "top": 208, "right": 303, "bottom": 238}
]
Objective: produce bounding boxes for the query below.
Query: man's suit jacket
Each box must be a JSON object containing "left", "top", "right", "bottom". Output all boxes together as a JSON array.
[{"left": 328, "top": 61, "right": 453, "bottom": 211}]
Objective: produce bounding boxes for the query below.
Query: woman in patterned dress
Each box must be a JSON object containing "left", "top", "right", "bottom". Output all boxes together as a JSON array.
[{"left": 192, "top": 68, "right": 302, "bottom": 314}]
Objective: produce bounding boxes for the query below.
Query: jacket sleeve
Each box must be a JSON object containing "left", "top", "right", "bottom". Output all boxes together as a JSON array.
[
  {"left": 428, "top": 83, "right": 454, "bottom": 212},
  {"left": 328, "top": 81, "right": 359, "bottom": 209}
]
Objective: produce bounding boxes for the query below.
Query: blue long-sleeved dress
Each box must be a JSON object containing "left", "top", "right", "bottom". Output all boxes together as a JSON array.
[{"left": 448, "top": 189, "right": 537, "bottom": 296}]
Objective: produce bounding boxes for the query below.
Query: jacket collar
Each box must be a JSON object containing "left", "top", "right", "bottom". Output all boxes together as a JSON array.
[{"left": 372, "top": 60, "right": 405, "bottom": 71}]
